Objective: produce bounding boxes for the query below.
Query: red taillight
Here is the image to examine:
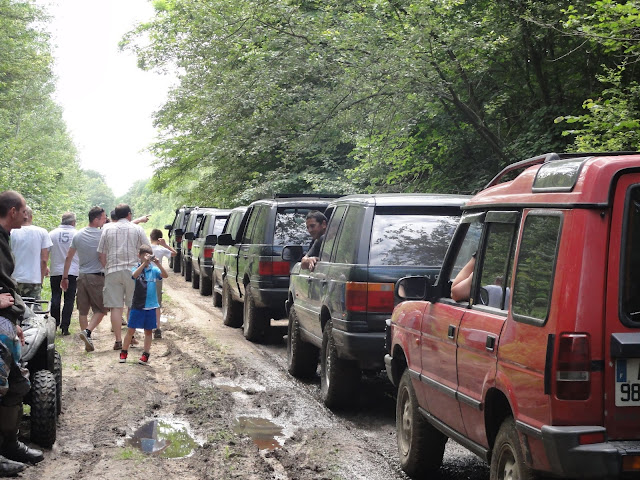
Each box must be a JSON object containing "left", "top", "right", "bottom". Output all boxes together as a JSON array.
[
  {"left": 176, "top": 236, "right": 182, "bottom": 242},
  {"left": 556, "top": 333, "right": 591, "bottom": 400},
  {"left": 578, "top": 432, "right": 604, "bottom": 445},
  {"left": 345, "top": 282, "right": 395, "bottom": 313},
  {"left": 204, "top": 247, "right": 214, "bottom": 259},
  {"left": 187, "top": 241, "right": 193, "bottom": 250},
  {"left": 258, "top": 260, "right": 291, "bottom": 276}
]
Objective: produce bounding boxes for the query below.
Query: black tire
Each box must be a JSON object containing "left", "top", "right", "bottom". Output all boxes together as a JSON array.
[
  {"left": 213, "top": 290, "right": 222, "bottom": 308},
  {"left": 320, "top": 320, "right": 360, "bottom": 409},
  {"left": 184, "top": 260, "right": 192, "bottom": 282},
  {"left": 30, "top": 370, "right": 57, "bottom": 448},
  {"left": 287, "top": 306, "right": 318, "bottom": 378},
  {"left": 243, "top": 284, "right": 268, "bottom": 343},
  {"left": 169, "top": 256, "right": 174, "bottom": 269},
  {"left": 396, "top": 370, "right": 446, "bottom": 477},
  {"left": 192, "top": 267, "right": 200, "bottom": 289},
  {"left": 53, "top": 351, "right": 62, "bottom": 415},
  {"left": 490, "top": 417, "right": 535, "bottom": 480},
  {"left": 200, "top": 273, "right": 212, "bottom": 296},
  {"left": 172, "top": 252, "right": 181, "bottom": 273},
  {"left": 222, "top": 279, "right": 242, "bottom": 327}
]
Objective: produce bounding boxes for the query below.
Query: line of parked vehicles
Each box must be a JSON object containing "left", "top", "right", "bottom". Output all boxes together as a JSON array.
[{"left": 166, "top": 152, "right": 640, "bottom": 480}]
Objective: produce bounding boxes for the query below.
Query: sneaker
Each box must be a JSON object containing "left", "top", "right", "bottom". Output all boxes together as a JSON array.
[
  {"left": 61, "top": 329, "right": 70, "bottom": 336},
  {"left": 79, "top": 329, "right": 95, "bottom": 352},
  {"left": 119, "top": 350, "right": 128, "bottom": 363},
  {"left": 113, "top": 341, "right": 122, "bottom": 350},
  {"left": 131, "top": 336, "right": 139, "bottom": 346},
  {"left": 139, "top": 352, "right": 150, "bottom": 365},
  {"left": 154, "top": 328, "right": 162, "bottom": 339},
  {"left": 121, "top": 318, "right": 127, "bottom": 326}
]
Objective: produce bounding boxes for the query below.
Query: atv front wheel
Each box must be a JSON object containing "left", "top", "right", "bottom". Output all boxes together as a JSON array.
[{"left": 29, "top": 370, "right": 57, "bottom": 448}]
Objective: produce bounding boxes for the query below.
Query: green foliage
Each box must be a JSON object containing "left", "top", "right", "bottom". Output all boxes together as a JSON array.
[{"left": 117, "top": 179, "right": 177, "bottom": 232}]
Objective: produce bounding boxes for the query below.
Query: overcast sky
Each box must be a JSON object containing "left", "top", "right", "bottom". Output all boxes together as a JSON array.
[{"left": 38, "top": 0, "right": 174, "bottom": 196}]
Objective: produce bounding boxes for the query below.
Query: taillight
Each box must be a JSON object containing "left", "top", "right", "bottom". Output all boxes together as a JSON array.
[
  {"left": 176, "top": 236, "right": 182, "bottom": 242},
  {"left": 258, "top": 260, "right": 291, "bottom": 276},
  {"left": 345, "top": 282, "right": 395, "bottom": 313},
  {"left": 187, "top": 241, "right": 193, "bottom": 250},
  {"left": 204, "top": 247, "right": 214, "bottom": 259},
  {"left": 556, "top": 333, "right": 591, "bottom": 400}
]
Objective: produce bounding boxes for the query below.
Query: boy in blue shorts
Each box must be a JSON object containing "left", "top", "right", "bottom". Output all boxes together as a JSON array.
[{"left": 119, "top": 245, "right": 168, "bottom": 365}]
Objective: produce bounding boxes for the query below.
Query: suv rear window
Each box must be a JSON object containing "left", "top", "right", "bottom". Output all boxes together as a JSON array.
[
  {"left": 273, "top": 208, "right": 316, "bottom": 246},
  {"left": 622, "top": 185, "right": 640, "bottom": 324},
  {"left": 369, "top": 214, "right": 459, "bottom": 266}
]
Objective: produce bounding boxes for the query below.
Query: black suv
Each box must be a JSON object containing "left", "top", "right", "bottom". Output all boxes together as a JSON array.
[
  {"left": 165, "top": 206, "right": 195, "bottom": 272},
  {"left": 284, "top": 193, "right": 468, "bottom": 408},
  {"left": 181, "top": 207, "right": 215, "bottom": 282},
  {"left": 212, "top": 206, "right": 248, "bottom": 308},
  {"left": 218, "top": 195, "right": 339, "bottom": 342},
  {"left": 190, "top": 209, "right": 231, "bottom": 295}
]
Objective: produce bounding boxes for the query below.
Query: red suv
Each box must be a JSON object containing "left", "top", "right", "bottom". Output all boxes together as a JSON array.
[{"left": 385, "top": 152, "right": 640, "bottom": 479}]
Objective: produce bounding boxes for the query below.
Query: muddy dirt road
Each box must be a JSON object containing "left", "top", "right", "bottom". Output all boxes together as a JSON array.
[{"left": 19, "top": 271, "right": 489, "bottom": 480}]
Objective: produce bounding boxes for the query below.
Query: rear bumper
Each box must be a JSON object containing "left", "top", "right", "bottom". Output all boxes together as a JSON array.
[
  {"left": 542, "top": 425, "right": 640, "bottom": 478},
  {"left": 332, "top": 329, "right": 385, "bottom": 371},
  {"left": 252, "top": 287, "right": 288, "bottom": 317}
]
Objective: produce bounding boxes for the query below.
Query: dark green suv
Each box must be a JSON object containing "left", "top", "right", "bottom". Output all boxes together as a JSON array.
[
  {"left": 181, "top": 207, "right": 215, "bottom": 282},
  {"left": 190, "top": 209, "right": 231, "bottom": 296},
  {"left": 165, "top": 206, "right": 195, "bottom": 272},
  {"left": 218, "top": 195, "right": 338, "bottom": 342},
  {"left": 284, "top": 193, "right": 468, "bottom": 409},
  {"left": 212, "top": 206, "right": 248, "bottom": 308}
]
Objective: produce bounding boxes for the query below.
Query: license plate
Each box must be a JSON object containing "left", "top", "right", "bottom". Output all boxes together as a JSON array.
[{"left": 615, "top": 358, "right": 640, "bottom": 406}]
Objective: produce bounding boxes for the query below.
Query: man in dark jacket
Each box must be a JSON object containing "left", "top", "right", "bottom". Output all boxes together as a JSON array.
[{"left": 0, "top": 190, "right": 44, "bottom": 476}]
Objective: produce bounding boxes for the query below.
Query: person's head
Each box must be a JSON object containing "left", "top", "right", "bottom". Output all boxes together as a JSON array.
[
  {"left": 110, "top": 210, "right": 117, "bottom": 221},
  {"left": 138, "top": 244, "right": 153, "bottom": 261},
  {"left": 114, "top": 204, "right": 131, "bottom": 220},
  {"left": 23, "top": 206, "right": 33, "bottom": 225},
  {"left": 0, "top": 190, "right": 27, "bottom": 232},
  {"left": 150, "top": 229, "right": 163, "bottom": 241},
  {"left": 61, "top": 212, "right": 76, "bottom": 226},
  {"left": 88, "top": 206, "right": 106, "bottom": 227},
  {"left": 305, "top": 211, "right": 327, "bottom": 241}
]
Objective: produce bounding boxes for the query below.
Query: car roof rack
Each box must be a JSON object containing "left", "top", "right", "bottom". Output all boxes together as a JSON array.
[
  {"left": 272, "top": 193, "right": 343, "bottom": 199},
  {"left": 484, "top": 151, "right": 639, "bottom": 189}
]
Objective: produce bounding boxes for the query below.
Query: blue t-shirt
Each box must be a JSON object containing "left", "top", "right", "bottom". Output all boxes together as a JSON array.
[{"left": 130, "top": 264, "right": 163, "bottom": 310}]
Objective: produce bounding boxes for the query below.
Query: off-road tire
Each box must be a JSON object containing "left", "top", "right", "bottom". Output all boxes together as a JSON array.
[
  {"left": 243, "top": 284, "right": 268, "bottom": 343},
  {"left": 184, "top": 260, "right": 192, "bottom": 282},
  {"left": 200, "top": 273, "right": 212, "bottom": 296},
  {"left": 320, "top": 320, "right": 360, "bottom": 409},
  {"left": 30, "top": 370, "right": 57, "bottom": 448},
  {"left": 222, "top": 279, "right": 242, "bottom": 327},
  {"left": 287, "top": 306, "right": 318, "bottom": 378},
  {"left": 54, "top": 351, "right": 62, "bottom": 415},
  {"left": 396, "top": 370, "right": 446, "bottom": 476},
  {"left": 490, "top": 417, "right": 536, "bottom": 480},
  {"left": 192, "top": 267, "right": 200, "bottom": 289},
  {"left": 172, "top": 252, "right": 181, "bottom": 273},
  {"left": 213, "top": 289, "right": 222, "bottom": 307}
]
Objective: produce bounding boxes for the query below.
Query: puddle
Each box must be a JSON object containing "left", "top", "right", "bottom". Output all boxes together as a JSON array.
[
  {"left": 126, "top": 418, "right": 198, "bottom": 458},
  {"left": 232, "top": 416, "right": 283, "bottom": 450},
  {"left": 200, "top": 376, "right": 266, "bottom": 395}
]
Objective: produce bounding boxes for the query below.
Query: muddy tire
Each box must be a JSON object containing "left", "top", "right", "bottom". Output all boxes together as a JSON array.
[
  {"left": 287, "top": 306, "right": 318, "bottom": 378},
  {"left": 172, "top": 252, "right": 181, "bottom": 273},
  {"left": 222, "top": 279, "right": 242, "bottom": 327},
  {"left": 490, "top": 417, "right": 535, "bottom": 480},
  {"left": 192, "top": 267, "right": 200, "bottom": 289},
  {"left": 213, "top": 290, "right": 222, "bottom": 307},
  {"left": 30, "top": 370, "right": 57, "bottom": 448},
  {"left": 396, "top": 370, "right": 446, "bottom": 477},
  {"left": 243, "top": 284, "right": 268, "bottom": 343},
  {"left": 320, "top": 320, "right": 360, "bottom": 409},
  {"left": 54, "top": 350, "right": 62, "bottom": 415},
  {"left": 199, "top": 273, "right": 212, "bottom": 296},
  {"left": 184, "top": 261, "right": 192, "bottom": 282}
]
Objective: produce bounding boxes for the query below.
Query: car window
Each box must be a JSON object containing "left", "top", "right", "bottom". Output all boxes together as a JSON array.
[
  {"left": 273, "top": 207, "right": 315, "bottom": 246},
  {"left": 193, "top": 214, "right": 204, "bottom": 233},
  {"left": 334, "top": 206, "right": 365, "bottom": 264},
  {"left": 319, "top": 205, "right": 347, "bottom": 262},
  {"left": 211, "top": 216, "right": 228, "bottom": 236},
  {"left": 450, "top": 222, "right": 483, "bottom": 281},
  {"left": 197, "top": 215, "right": 210, "bottom": 237},
  {"left": 369, "top": 214, "right": 459, "bottom": 266},
  {"left": 477, "top": 223, "right": 516, "bottom": 310},
  {"left": 223, "top": 211, "right": 242, "bottom": 237},
  {"left": 512, "top": 213, "right": 562, "bottom": 325},
  {"left": 251, "top": 206, "right": 270, "bottom": 244},
  {"left": 621, "top": 186, "right": 640, "bottom": 324},
  {"left": 242, "top": 207, "right": 260, "bottom": 244}
]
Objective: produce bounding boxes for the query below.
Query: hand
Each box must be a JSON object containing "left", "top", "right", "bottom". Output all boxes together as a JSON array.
[
  {"left": 159, "top": 238, "right": 168, "bottom": 247},
  {"left": 0, "top": 293, "right": 14, "bottom": 309},
  {"left": 61, "top": 278, "right": 68, "bottom": 292},
  {"left": 16, "top": 325, "right": 24, "bottom": 346},
  {"left": 301, "top": 256, "right": 318, "bottom": 272}
]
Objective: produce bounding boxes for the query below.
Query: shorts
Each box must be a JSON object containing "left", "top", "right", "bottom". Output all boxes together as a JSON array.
[
  {"left": 76, "top": 274, "right": 107, "bottom": 316},
  {"left": 103, "top": 270, "right": 135, "bottom": 309},
  {"left": 156, "top": 279, "right": 163, "bottom": 307},
  {"left": 128, "top": 309, "right": 157, "bottom": 330}
]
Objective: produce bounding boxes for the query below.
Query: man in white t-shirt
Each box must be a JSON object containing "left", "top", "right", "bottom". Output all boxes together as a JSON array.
[
  {"left": 49, "top": 212, "right": 79, "bottom": 335},
  {"left": 150, "top": 229, "right": 176, "bottom": 339},
  {"left": 10, "top": 206, "right": 52, "bottom": 310}
]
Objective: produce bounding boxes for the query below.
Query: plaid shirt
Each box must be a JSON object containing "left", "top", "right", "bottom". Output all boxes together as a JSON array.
[{"left": 97, "top": 220, "right": 149, "bottom": 275}]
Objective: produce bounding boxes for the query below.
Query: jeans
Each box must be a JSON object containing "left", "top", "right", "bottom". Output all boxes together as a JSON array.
[{"left": 50, "top": 275, "right": 77, "bottom": 330}]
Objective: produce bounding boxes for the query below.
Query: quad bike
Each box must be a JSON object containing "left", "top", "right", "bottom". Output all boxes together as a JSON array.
[{"left": 19, "top": 298, "right": 59, "bottom": 448}]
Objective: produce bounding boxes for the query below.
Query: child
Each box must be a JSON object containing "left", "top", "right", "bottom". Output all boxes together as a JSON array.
[
  {"left": 119, "top": 245, "right": 168, "bottom": 365},
  {"left": 149, "top": 229, "right": 176, "bottom": 339}
]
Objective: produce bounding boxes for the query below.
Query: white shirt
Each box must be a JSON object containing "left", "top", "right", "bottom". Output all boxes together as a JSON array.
[
  {"left": 151, "top": 244, "right": 172, "bottom": 266},
  {"left": 49, "top": 225, "right": 79, "bottom": 276},
  {"left": 10, "top": 225, "right": 53, "bottom": 283}
]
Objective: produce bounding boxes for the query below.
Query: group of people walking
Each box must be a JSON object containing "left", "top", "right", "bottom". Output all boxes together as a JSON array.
[{"left": 0, "top": 189, "right": 175, "bottom": 477}]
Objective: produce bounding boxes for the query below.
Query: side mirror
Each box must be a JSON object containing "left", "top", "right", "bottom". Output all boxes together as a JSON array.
[
  {"left": 205, "top": 234, "right": 218, "bottom": 246},
  {"left": 395, "top": 276, "right": 429, "bottom": 302},
  {"left": 174, "top": 228, "right": 184, "bottom": 237},
  {"left": 184, "top": 232, "right": 195, "bottom": 241},
  {"left": 217, "top": 233, "right": 234, "bottom": 246},
  {"left": 282, "top": 245, "right": 304, "bottom": 262},
  {"left": 164, "top": 224, "right": 173, "bottom": 231}
]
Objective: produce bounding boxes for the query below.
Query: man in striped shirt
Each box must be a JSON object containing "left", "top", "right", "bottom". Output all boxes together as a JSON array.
[{"left": 97, "top": 204, "right": 149, "bottom": 350}]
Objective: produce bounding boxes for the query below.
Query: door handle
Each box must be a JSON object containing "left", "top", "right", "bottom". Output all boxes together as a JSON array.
[
  {"left": 486, "top": 335, "right": 496, "bottom": 352},
  {"left": 448, "top": 325, "right": 456, "bottom": 339}
]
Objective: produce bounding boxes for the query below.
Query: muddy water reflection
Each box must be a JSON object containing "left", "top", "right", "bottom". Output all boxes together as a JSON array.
[
  {"left": 232, "top": 416, "right": 283, "bottom": 450},
  {"left": 127, "top": 419, "right": 198, "bottom": 458}
]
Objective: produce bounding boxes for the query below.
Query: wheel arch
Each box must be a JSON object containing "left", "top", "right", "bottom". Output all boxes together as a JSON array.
[
  {"left": 320, "top": 305, "right": 331, "bottom": 333},
  {"left": 389, "top": 344, "right": 408, "bottom": 387},
  {"left": 484, "top": 387, "right": 513, "bottom": 451}
]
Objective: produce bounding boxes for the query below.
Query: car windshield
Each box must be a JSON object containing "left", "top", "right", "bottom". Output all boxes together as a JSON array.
[
  {"left": 369, "top": 214, "right": 459, "bottom": 266},
  {"left": 273, "top": 208, "right": 317, "bottom": 246}
]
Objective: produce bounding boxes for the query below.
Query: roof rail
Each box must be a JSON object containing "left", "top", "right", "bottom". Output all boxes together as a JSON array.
[
  {"left": 483, "top": 151, "right": 639, "bottom": 189},
  {"left": 272, "top": 193, "right": 343, "bottom": 199}
]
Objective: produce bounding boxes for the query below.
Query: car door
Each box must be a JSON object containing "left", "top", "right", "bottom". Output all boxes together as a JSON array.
[
  {"left": 228, "top": 207, "right": 256, "bottom": 299},
  {"left": 239, "top": 205, "right": 269, "bottom": 299}
]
